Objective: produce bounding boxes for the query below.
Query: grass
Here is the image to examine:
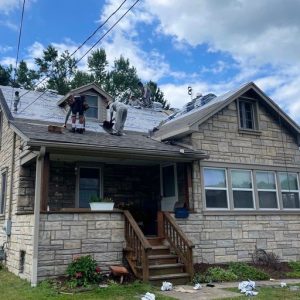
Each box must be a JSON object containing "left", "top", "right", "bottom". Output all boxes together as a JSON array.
[
  {"left": 0, "top": 269, "right": 174, "bottom": 300},
  {"left": 224, "top": 286, "right": 300, "bottom": 300}
]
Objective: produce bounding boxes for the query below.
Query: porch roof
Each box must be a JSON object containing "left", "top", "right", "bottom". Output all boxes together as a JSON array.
[{"left": 12, "top": 119, "right": 207, "bottom": 161}]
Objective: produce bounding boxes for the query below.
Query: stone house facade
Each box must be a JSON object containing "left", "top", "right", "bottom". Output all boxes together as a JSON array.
[{"left": 0, "top": 82, "right": 300, "bottom": 285}]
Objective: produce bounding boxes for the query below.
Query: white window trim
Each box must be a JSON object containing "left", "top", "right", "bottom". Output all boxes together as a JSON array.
[
  {"left": 75, "top": 165, "right": 103, "bottom": 208},
  {"left": 231, "top": 169, "right": 256, "bottom": 210},
  {"left": 203, "top": 167, "right": 229, "bottom": 210},
  {"left": 256, "top": 171, "right": 280, "bottom": 211},
  {"left": 280, "top": 172, "right": 300, "bottom": 210},
  {"left": 0, "top": 169, "right": 7, "bottom": 215},
  {"left": 237, "top": 98, "right": 259, "bottom": 131}
]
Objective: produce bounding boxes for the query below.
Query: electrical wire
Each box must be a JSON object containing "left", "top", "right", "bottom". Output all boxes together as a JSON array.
[
  {"left": 19, "top": 0, "right": 128, "bottom": 100},
  {"left": 10, "top": 0, "right": 26, "bottom": 109},
  {"left": 18, "top": 0, "right": 140, "bottom": 114}
]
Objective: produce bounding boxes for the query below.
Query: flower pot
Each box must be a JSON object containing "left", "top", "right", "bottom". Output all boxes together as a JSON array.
[{"left": 90, "top": 202, "right": 114, "bottom": 211}]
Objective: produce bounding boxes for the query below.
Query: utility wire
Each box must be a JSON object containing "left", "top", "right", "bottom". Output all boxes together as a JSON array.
[
  {"left": 10, "top": 0, "right": 26, "bottom": 109},
  {"left": 19, "top": 0, "right": 128, "bottom": 100},
  {"left": 18, "top": 0, "right": 140, "bottom": 114}
]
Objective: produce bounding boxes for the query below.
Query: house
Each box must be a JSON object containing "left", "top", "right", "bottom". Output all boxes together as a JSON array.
[{"left": 0, "top": 82, "right": 300, "bottom": 286}]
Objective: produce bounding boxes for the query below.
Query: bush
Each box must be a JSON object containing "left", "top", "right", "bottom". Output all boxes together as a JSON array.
[
  {"left": 193, "top": 267, "right": 237, "bottom": 283},
  {"left": 229, "top": 262, "right": 269, "bottom": 280},
  {"left": 287, "top": 261, "right": 300, "bottom": 278},
  {"left": 66, "top": 255, "right": 102, "bottom": 287}
]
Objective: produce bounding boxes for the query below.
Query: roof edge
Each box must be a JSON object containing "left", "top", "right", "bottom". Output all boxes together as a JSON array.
[{"left": 0, "top": 87, "right": 13, "bottom": 121}]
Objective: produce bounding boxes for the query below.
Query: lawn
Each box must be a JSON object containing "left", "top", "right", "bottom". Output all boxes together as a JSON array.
[
  {"left": 0, "top": 269, "right": 175, "bottom": 300},
  {"left": 224, "top": 286, "right": 300, "bottom": 300}
]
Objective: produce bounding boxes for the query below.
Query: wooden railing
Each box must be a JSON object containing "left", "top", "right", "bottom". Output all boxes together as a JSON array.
[
  {"left": 157, "top": 211, "right": 194, "bottom": 278},
  {"left": 124, "top": 210, "right": 152, "bottom": 281}
]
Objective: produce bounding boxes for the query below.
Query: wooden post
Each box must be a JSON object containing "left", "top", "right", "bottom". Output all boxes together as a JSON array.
[
  {"left": 186, "top": 163, "right": 193, "bottom": 210},
  {"left": 142, "top": 249, "right": 149, "bottom": 282},
  {"left": 40, "top": 153, "right": 49, "bottom": 212},
  {"left": 157, "top": 211, "right": 164, "bottom": 239}
]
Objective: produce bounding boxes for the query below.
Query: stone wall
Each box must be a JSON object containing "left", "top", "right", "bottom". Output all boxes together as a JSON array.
[
  {"left": 38, "top": 212, "right": 124, "bottom": 281},
  {"left": 0, "top": 112, "right": 35, "bottom": 281},
  {"left": 175, "top": 99, "right": 300, "bottom": 264}
]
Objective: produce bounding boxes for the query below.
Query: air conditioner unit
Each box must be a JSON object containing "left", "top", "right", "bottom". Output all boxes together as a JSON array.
[{"left": 2, "top": 219, "right": 12, "bottom": 236}]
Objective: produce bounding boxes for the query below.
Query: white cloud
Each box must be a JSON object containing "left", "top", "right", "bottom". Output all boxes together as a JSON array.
[
  {"left": 0, "top": 45, "right": 12, "bottom": 53},
  {"left": 0, "top": 0, "right": 36, "bottom": 14}
]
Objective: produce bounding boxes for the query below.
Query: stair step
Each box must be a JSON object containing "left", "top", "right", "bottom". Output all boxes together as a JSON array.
[
  {"left": 147, "top": 237, "right": 164, "bottom": 246},
  {"left": 149, "top": 272, "right": 190, "bottom": 285},
  {"left": 148, "top": 254, "right": 178, "bottom": 265},
  {"left": 150, "top": 245, "right": 170, "bottom": 255}
]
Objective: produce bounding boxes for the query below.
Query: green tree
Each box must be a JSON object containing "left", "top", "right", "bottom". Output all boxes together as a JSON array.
[
  {"left": 88, "top": 48, "right": 108, "bottom": 88},
  {"left": 35, "top": 45, "right": 77, "bottom": 94},
  {"left": 107, "top": 55, "right": 140, "bottom": 100},
  {"left": 16, "top": 60, "right": 39, "bottom": 89},
  {"left": 147, "top": 80, "right": 170, "bottom": 109},
  {"left": 0, "top": 64, "right": 12, "bottom": 86},
  {"left": 70, "top": 71, "right": 94, "bottom": 89}
]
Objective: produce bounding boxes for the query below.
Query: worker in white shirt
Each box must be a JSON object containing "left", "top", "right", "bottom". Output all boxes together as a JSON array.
[{"left": 108, "top": 101, "right": 128, "bottom": 136}]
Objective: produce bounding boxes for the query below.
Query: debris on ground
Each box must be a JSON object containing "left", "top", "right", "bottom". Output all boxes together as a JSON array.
[
  {"left": 174, "top": 286, "right": 197, "bottom": 294},
  {"left": 193, "top": 283, "right": 202, "bottom": 290},
  {"left": 160, "top": 281, "right": 173, "bottom": 291},
  {"left": 238, "top": 280, "right": 258, "bottom": 296},
  {"left": 280, "top": 282, "right": 287, "bottom": 288},
  {"left": 109, "top": 265, "right": 129, "bottom": 283},
  {"left": 141, "top": 292, "right": 155, "bottom": 300}
]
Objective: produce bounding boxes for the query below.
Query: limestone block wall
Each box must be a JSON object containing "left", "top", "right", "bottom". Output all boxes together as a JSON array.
[
  {"left": 0, "top": 112, "right": 35, "bottom": 281},
  {"left": 38, "top": 212, "right": 125, "bottom": 281}
]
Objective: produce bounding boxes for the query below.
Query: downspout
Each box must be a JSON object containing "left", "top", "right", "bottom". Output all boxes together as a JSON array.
[
  {"left": 8, "top": 132, "right": 16, "bottom": 221},
  {"left": 31, "top": 146, "right": 45, "bottom": 287}
]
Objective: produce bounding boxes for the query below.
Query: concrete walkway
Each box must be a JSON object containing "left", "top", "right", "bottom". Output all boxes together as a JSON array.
[{"left": 157, "top": 279, "right": 300, "bottom": 300}]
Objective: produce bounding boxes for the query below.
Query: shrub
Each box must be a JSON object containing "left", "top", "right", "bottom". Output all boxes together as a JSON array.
[
  {"left": 193, "top": 267, "right": 237, "bottom": 283},
  {"left": 66, "top": 255, "right": 102, "bottom": 287},
  {"left": 229, "top": 262, "right": 269, "bottom": 280},
  {"left": 287, "top": 261, "right": 300, "bottom": 278}
]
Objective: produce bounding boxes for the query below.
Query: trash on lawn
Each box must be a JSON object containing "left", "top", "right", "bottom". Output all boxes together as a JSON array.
[
  {"left": 174, "top": 287, "right": 197, "bottom": 294},
  {"left": 238, "top": 280, "right": 258, "bottom": 296},
  {"left": 193, "top": 283, "right": 202, "bottom": 290},
  {"left": 99, "top": 284, "right": 108, "bottom": 288},
  {"left": 141, "top": 292, "right": 155, "bottom": 300},
  {"left": 206, "top": 283, "right": 215, "bottom": 287},
  {"left": 280, "top": 282, "right": 287, "bottom": 288},
  {"left": 289, "top": 286, "right": 300, "bottom": 292},
  {"left": 161, "top": 281, "right": 173, "bottom": 291}
]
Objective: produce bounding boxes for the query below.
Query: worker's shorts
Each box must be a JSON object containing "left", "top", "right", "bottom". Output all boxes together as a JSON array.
[{"left": 71, "top": 102, "right": 84, "bottom": 116}]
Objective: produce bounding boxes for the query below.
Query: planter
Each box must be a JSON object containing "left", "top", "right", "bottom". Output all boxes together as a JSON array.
[{"left": 90, "top": 202, "right": 114, "bottom": 211}]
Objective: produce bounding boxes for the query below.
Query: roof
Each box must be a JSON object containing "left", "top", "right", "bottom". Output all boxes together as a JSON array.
[
  {"left": 0, "top": 85, "right": 206, "bottom": 161},
  {"left": 153, "top": 82, "right": 300, "bottom": 142},
  {"left": 11, "top": 119, "right": 206, "bottom": 161}
]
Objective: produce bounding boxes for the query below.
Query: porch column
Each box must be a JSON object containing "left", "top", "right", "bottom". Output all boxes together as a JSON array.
[
  {"left": 185, "top": 163, "right": 193, "bottom": 209},
  {"left": 40, "top": 153, "right": 49, "bottom": 212},
  {"left": 31, "top": 147, "right": 45, "bottom": 287}
]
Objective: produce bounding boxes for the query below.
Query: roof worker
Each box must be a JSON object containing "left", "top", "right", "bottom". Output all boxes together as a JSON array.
[
  {"left": 13, "top": 91, "right": 20, "bottom": 112},
  {"left": 64, "top": 95, "right": 89, "bottom": 134},
  {"left": 138, "top": 81, "right": 152, "bottom": 108},
  {"left": 108, "top": 100, "right": 128, "bottom": 136}
]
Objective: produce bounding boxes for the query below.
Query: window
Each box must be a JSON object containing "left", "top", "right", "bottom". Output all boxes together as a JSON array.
[
  {"left": 78, "top": 167, "right": 101, "bottom": 208},
  {"left": 204, "top": 168, "right": 228, "bottom": 209},
  {"left": 231, "top": 170, "right": 254, "bottom": 209},
  {"left": 239, "top": 100, "right": 257, "bottom": 130},
  {"left": 279, "top": 172, "right": 300, "bottom": 209},
  {"left": 85, "top": 95, "right": 98, "bottom": 118},
  {"left": 256, "top": 171, "right": 278, "bottom": 209},
  {"left": 0, "top": 172, "right": 7, "bottom": 214}
]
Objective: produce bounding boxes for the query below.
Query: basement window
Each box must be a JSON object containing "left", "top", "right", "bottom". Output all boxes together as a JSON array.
[{"left": 19, "top": 250, "right": 26, "bottom": 274}]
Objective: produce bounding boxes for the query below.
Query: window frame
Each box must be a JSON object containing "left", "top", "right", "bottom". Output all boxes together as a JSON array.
[
  {"left": 237, "top": 98, "right": 259, "bottom": 131},
  {"left": 84, "top": 94, "right": 99, "bottom": 120},
  {"left": 203, "top": 167, "right": 229, "bottom": 210},
  {"left": 0, "top": 110, "right": 3, "bottom": 150},
  {"left": 0, "top": 170, "right": 7, "bottom": 215},
  {"left": 255, "top": 170, "right": 279, "bottom": 210},
  {"left": 75, "top": 165, "right": 103, "bottom": 208},
  {"left": 231, "top": 169, "right": 255, "bottom": 210},
  {"left": 279, "top": 172, "right": 300, "bottom": 210}
]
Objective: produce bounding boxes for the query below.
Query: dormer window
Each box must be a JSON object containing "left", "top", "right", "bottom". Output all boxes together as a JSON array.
[
  {"left": 85, "top": 95, "right": 98, "bottom": 118},
  {"left": 238, "top": 100, "right": 258, "bottom": 130}
]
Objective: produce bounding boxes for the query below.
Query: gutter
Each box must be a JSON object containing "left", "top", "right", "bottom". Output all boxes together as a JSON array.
[
  {"left": 26, "top": 139, "right": 207, "bottom": 161},
  {"left": 31, "top": 146, "right": 45, "bottom": 287}
]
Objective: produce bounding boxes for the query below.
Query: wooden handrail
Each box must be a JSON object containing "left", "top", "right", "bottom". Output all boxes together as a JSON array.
[
  {"left": 124, "top": 210, "right": 152, "bottom": 281},
  {"left": 158, "top": 211, "right": 194, "bottom": 279}
]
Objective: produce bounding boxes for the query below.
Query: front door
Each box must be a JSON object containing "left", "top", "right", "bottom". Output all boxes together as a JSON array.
[{"left": 160, "top": 164, "right": 178, "bottom": 211}]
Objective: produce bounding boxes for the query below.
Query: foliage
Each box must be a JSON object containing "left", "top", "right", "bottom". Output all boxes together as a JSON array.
[
  {"left": 0, "top": 268, "right": 174, "bottom": 299},
  {"left": 88, "top": 49, "right": 108, "bottom": 88},
  {"left": 66, "top": 255, "right": 102, "bottom": 287},
  {"left": 228, "top": 262, "right": 269, "bottom": 280},
  {"left": 287, "top": 261, "right": 300, "bottom": 278},
  {"left": 147, "top": 80, "right": 170, "bottom": 109},
  {"left": 0, "top": 64, "right": 12, "bottom": 86},
  {"left": 70, "top": 71, "right": 94, "bottom": 89},
  {"left": 252, "top": 248, "right": 281, "bottom": 269},
  {"left": 15, "top": 60, "right": 39, "bottom": 89},
  {"left": 89, "top": 196, "right": 113, "bottom": 203},
  {"left": 193, "top": 267, "right": 237, "bottom": 283}
]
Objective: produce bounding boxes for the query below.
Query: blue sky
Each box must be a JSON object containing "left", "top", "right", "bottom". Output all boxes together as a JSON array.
[{"left": 1, "top": 0, "right": 300, "bottom": 124}]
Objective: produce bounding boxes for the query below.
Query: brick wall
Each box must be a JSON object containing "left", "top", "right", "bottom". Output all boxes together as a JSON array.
[
  {"left": 176, "top": 100, "right": 300, "bottom": 264},
  {"left": 38, "top": 212, "right": 124, "bottom": 281}
]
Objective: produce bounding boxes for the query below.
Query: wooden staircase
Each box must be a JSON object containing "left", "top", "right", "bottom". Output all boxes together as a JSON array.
[{"left": 124, "top": 211, "right": 194, "bottom": 284}]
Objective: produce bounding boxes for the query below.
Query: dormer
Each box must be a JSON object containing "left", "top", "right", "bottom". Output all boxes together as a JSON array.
[{"left": 57, "top": 83, "right": 113, "bottom": 122}]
